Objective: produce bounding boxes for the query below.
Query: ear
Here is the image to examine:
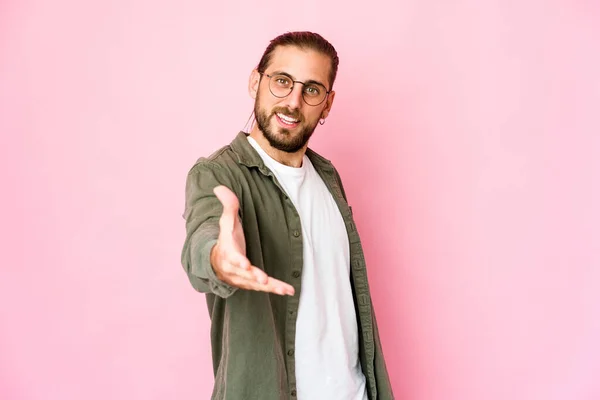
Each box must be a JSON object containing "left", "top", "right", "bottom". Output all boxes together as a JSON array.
[
  {"left": 321, "top": 90, "right": 335, "bottom": 119},
  {"left": 248, "top": 69, "right": 261, "bottom": 100}
]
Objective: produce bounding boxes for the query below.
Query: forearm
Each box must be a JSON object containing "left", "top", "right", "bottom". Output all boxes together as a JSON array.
[
  {"left": 180, "top": 161, "right": 239, "bottom": 298},
  {"left": 181, "top": 218, "right": 238, "bottom": 298}
]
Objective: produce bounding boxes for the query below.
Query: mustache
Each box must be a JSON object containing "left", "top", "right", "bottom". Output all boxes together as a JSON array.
[{"left": 271, "top": 107, "right": 302, "bottom": 122}]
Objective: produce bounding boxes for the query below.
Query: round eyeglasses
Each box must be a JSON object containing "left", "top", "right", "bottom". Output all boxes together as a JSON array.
[{"left": 259, "top": 73, "right": 330, "bottom": 106}]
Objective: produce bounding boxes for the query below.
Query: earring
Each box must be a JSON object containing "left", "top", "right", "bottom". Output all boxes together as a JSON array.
[{"left": 319, "top": 118, "right": 326, "bottom": 125}]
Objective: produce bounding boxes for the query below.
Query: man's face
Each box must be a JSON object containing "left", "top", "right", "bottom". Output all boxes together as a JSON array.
[{"left": 251, "top": 46, "right": 335, "bottom": 153}]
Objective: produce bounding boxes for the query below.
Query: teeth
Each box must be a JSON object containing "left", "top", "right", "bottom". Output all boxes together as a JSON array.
[{"left": 277, "top": 113, "right": 299, "bottom": 124}]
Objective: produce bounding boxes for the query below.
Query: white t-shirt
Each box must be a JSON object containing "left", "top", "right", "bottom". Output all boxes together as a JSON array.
[{"left": 248, "top": 137, "right": 367, "bottom": 400}]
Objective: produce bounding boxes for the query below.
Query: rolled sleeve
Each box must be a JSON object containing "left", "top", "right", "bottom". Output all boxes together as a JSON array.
[{"left": 181, "top": 161, "right": 239, "bottom": 298}]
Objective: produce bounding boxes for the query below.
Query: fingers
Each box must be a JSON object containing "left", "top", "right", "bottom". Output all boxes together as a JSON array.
[
  {"left": 220, "top": 261, "right": 295, "bottom": 296},
  {"left": 260, "top": 276, "right": 295, "bottom": 296},
  {"left": 230, "top": 273, "right": 295, "bottom": 296}
]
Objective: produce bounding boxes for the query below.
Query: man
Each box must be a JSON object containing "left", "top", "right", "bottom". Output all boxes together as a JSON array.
[{"left": 181, "top": 32, "right": 394, "bottom": 400}]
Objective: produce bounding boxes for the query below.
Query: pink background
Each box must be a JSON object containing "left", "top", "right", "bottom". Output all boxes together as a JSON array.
[{"left": 1, "top": 1, "right": 599, "bottom": 399}]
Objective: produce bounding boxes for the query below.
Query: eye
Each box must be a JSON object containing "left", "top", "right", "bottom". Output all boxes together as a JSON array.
[
  {"left": 304, "top": 85, "right": 321, "bottom": 97},
  {"left": 274, "top": 76, "right": 291, "bottom": 87}
]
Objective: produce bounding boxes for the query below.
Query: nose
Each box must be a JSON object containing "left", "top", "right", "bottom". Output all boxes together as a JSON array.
[{"left": 283, "top": 83, "right": 304, "bottom": 110}]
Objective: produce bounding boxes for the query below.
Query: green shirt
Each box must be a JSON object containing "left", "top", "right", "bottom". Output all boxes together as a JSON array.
[{"left": 181, "top": 132, "right": 394, "bottom": 400}]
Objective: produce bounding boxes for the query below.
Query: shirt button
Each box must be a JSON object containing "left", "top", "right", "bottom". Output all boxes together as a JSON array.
[
  {"left": 293, "top": 230, "right": 300, "bottom": 237},
  {"left": 291, "top": 389, "right": 297, "bottom": 397},
  {"left": 292, "top": 270, "right": 300, "bottom": 278},
  {"left": 287, "top": 349, "right": 294, "bottom": 356}
]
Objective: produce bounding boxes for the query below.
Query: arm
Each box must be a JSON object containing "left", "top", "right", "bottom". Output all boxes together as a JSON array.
[
  {"left": 181, "top": 161, "right": 295, "bottom": 298},
  {"left": 181, "top": 161, "right": 236, "bottom": 297}
]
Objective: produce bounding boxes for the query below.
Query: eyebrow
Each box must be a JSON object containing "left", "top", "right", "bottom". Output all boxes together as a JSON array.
[{"left": 271, "top": 70, "right": 328, "bottom": 89}]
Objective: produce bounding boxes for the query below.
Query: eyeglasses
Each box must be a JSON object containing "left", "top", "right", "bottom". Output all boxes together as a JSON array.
[{"left": 259, "top": 73, "right": 330, "bottom": 106}]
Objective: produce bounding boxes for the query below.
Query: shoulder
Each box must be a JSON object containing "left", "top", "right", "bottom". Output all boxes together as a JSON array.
[
  {"left": 305, "top": 147, "right": 342, "bottom": 178},
  {"left": 305, "top": 147, "right": 333, "bottom": 166},
  {"left": 306, "top": 147, "right": 345, "bottom": 180},
  {"left": 187, "top": 145, "right": 239, "bottom": 177},
  {"left": 305, "top": 147, "right": 350, "bottom": 199}
]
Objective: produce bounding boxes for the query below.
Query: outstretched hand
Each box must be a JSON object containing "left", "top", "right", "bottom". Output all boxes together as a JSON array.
[{"left": 210, "top": 185, "right": 295, "bottom": 296}]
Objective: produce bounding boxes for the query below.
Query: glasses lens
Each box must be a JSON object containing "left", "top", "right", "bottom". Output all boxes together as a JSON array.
[
  {"left": 269, "top": 74, "right": 293, "bottom": 98},
  {"left": 302, "top": 83, "right": 327, "bottom": 106}
]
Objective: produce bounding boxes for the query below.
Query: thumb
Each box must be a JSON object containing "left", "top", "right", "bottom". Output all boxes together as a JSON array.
[{"left": 214, "top": 185, "right": 239, "bottom": 233}]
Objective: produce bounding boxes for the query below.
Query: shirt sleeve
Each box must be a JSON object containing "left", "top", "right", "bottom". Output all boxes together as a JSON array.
[{"left": 180, "top": 160, "right": 238, "bottom": 298}]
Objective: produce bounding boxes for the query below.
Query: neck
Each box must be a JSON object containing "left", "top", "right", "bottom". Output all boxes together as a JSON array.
[{"left": 249, "top": 126, "right": 307, "bottom": 168}]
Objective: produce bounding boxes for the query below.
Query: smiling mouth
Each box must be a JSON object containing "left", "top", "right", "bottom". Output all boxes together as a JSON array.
[{"left": 275, "top": 112, "right": 300, "bottom": 126}]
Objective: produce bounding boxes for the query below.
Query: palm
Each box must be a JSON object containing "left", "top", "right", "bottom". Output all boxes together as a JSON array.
[{"left": 212, "top": 185, "right": 295, "bottom": 296}]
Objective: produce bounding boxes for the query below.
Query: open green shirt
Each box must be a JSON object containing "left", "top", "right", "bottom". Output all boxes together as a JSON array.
[{"left": 181, "top": 132, "right": 394, "bottom": 399}]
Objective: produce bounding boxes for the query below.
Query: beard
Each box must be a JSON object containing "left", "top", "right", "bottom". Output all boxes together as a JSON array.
[{"left": 254, "top": 92, "right": 320, "bottom": 153}]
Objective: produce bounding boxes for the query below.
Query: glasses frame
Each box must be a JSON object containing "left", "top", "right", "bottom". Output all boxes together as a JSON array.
[{"left": 259, "top": 72, "right": 331, "bottom": 106}]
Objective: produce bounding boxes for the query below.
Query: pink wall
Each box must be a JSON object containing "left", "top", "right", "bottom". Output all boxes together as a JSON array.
[{"left": 2, "top": 1, "right": 599, "bottom": 399}]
